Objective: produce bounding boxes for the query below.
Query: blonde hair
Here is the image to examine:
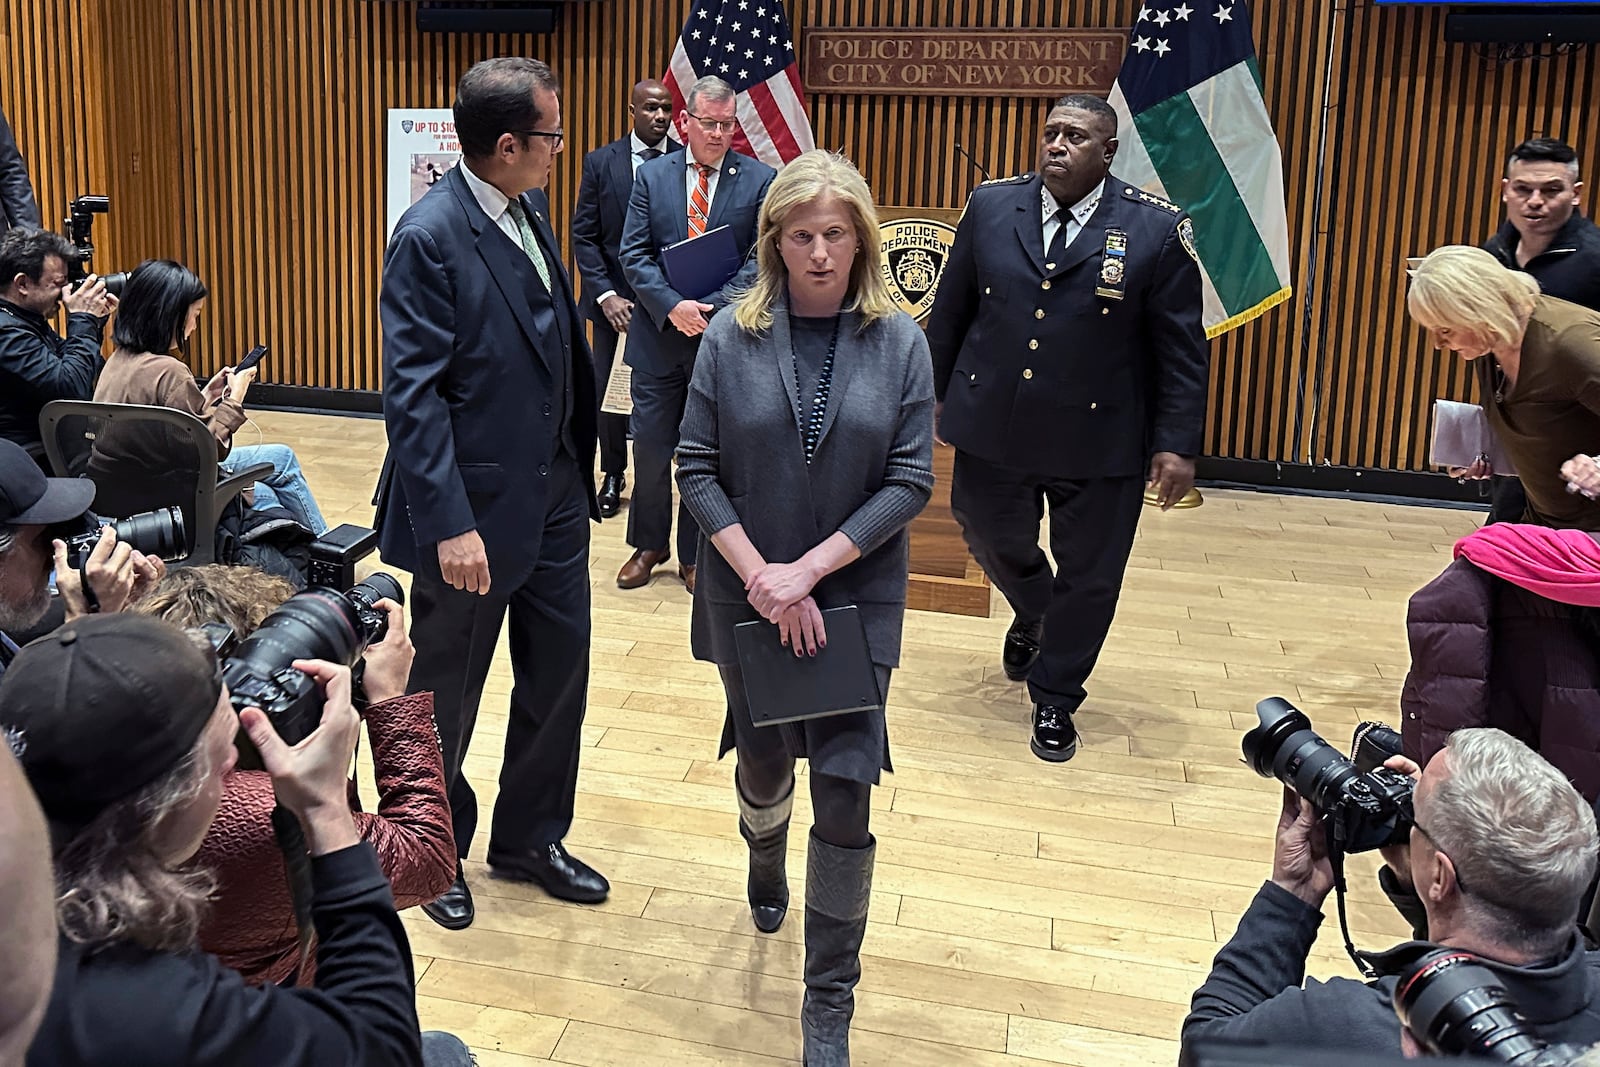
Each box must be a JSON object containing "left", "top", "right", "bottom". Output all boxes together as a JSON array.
[
  {"left": 731, "top": 150, "right": 898, "bottom": 333},
  {"left": 1407, "top": 245, "right": 1541, "bottom": 350}
]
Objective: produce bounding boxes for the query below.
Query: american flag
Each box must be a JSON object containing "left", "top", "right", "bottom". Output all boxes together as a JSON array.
[{"left": 664, "top": 0, "right": 815, "bottom": 167}]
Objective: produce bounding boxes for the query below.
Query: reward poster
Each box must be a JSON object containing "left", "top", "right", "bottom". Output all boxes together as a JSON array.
[{"left": 386, "top": 109, "right": 460, "bottom": 240}]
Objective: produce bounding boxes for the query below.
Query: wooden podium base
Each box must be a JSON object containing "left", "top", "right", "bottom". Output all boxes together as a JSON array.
[{"left": 906, "top": 446, "right": 992, "bottom": 617}]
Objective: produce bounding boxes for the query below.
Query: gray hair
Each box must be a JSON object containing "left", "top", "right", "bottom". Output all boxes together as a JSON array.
[
  {"left": 685, "top": 76, "right": 734, "bottom": 114},
  {"left": 52, "top": 736, "right": 217, "bottom": 953},
  {"left": 1425, "top": 728, "right": 1598, "bottom": 950},
  {"left": 0, "top": 523, "right": 15, "bottom": 553}
]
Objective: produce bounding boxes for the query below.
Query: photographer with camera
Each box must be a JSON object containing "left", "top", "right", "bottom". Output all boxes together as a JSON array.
[
  {"left": 0, "top": 612, "right": 470, "bottom": 1066},
  {"left": 0, "top": 228, "right": 115, "bottom": 462},
  {"left": 1183, "top": 726, "right": 1600, "bottom": 1057},
  {"left": 133, "top": 564, "right": 455, "bottom": 985},
  {"left": 0, "top": 438, "right": 165, "bottom": 669}
]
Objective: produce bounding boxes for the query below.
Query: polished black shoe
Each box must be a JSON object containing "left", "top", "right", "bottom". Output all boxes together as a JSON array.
[
  {"left": 597, "top": 473, "right": 625, "bottom": 519},
  {"left": 1002, "top": 618, "right": 1044, "bottom": 681},
  {"left": 1030, "top": 703, "right": 1079, "bottom": 763},
  {"left": 489, "top": 842, "right": 610, "bottom": 904},
  {"left": 421, "top": 862, "right": 475, "bottom": 930}
]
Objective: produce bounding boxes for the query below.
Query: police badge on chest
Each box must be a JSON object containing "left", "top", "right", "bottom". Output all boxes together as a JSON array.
[{"left": 1095, "top": 229, "right": 1128, "bottom": 300}]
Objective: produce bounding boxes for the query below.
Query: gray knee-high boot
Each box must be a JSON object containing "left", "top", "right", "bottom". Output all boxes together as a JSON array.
[
  {"left": 737, "top": 777, "right": 793, "bottom": 934},
  {"left": 802, "top": 829, "right": 876, "bottom": 1067}
]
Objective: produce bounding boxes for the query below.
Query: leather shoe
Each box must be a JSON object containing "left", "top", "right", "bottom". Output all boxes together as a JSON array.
[
  {"left": 617, "top": 547, "right": 670, "bottom": 589},
  {"left": 597, "top": 473, "right": 625, "bottom": 519},
  {"left": 421, "top": 862, "right": 475, "bottom": 929},
  {"left": 679, "top": 563, "right": 696, "bottom": 595},
  {"left": 1030, "top": 703, "right": 1079, "bottom": 763},
  {"left": 1002, "top": 618, "right": 1044, "bottom": 681},
  {"left": 489, "top": 842, "right": 610, "bottom": 904}
]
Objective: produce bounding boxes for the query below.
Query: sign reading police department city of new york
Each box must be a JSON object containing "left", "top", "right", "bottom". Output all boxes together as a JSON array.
[{"left": 879, "top": 217, "right": 958, "bottom": 321}]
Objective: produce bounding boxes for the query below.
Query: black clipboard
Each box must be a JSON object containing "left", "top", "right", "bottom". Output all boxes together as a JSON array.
[
  {"left": 661, "top": 224, "right": 742, "bottom": 300},
  {"left": 733, "top": 605, "right": 882, "bottom": 727}
]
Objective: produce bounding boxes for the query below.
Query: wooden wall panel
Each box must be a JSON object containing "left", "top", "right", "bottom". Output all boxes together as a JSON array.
[
  {"left": 1, "top": 0, "right": 1596, "bottom": 473},
  {"left": 1309, "top": 5, "right": 1600, "bottom": 470}
]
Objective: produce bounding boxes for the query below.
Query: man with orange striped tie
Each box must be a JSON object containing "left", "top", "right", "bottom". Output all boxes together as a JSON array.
[{"left": 618, "top": 76, "right": 774, "bottom": 594}]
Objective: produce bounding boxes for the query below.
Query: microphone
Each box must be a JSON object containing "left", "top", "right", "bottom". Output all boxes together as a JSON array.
[{"left": 954, "top": 142, "right": 992, "bottom": 182}]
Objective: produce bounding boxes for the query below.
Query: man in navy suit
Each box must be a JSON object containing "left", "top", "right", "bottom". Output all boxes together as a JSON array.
[
  {"left": 926, "top": 94, "right": 1207, "bottom": 765},
  {"left": 570, "top": 79, "right": 678, "bottom": 519},
  {"left": 617, "top": 75, "right": 774, "bottom": 593},
  {"left": 377, "top": 57, "right": 607, "bottom": 930}
]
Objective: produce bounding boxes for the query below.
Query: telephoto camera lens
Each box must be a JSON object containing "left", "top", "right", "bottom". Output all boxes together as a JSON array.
[
  {"left": 101, "top": 271, "right": 129, "bottom": 297},
  {"left": 1241, "top": 696, "right": 1363, "bottom": 814},
  {"left": 107, "top": 506, "right": 186, "bottom": 560},
  {"left": 1394, "top": 948, "right": 1554, "bottom": 1062},
  {"left": 223, "top": 572, "right": 405, "bottom": 760}
]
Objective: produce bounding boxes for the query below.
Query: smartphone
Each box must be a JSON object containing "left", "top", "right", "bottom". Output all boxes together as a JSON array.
[{"left": 234, "top": 344, "right": 269, "bottom": 374}]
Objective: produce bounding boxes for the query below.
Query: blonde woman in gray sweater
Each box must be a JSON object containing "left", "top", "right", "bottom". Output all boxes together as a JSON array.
[{"left": 676, "top": 150, "right": 934, "bottom": 1066}]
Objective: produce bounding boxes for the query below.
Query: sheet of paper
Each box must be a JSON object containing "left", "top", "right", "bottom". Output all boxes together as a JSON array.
[
  {"left": 600, "top": 332, "right": 633, "bottom": 416},
  {"left": 1430, "top": 399, "right": 1516, "bottom": 475}
]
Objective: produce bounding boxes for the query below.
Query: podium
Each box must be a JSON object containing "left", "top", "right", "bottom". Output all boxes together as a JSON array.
[{"left": 906, "top": 446, "right": 992, "bottom": 617}]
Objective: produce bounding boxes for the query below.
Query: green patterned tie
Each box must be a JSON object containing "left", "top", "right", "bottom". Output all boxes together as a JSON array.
[{"left": 503, "top": 199, "right": 551, "bottom": 293}]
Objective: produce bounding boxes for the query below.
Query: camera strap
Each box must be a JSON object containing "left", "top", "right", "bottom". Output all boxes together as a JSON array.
[
  {"left": 1324, "top": 820, "right": 1383, "bottom": 978},
  {"left": 269, "top": 803, "right": 317, "bottom": 983}
]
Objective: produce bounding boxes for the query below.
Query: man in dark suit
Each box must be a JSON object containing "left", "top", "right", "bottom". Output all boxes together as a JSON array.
[
  {"left": 1481, "top": 137, "right": 1600, "bottom": 523},
  {"left": 570, "top": 78, "right": 678, "bottom": 519},
  {"left": 378, "top": 57, "right": 607, "bottom": 930},
  {"left": 925, "top": 94, "right": 1207, "bottom": 765},
  {"left": 0, "top": 105, "right": 39, "bottom": 231},
  {"left": 616, "top": 75, "right": 774, "bottom": 593}
]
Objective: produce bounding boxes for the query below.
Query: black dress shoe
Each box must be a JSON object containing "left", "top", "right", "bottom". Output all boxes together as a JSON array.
[
  {"left": 597, "top": 473, "right": 625, "bottom": 519},
  {"left": 489, "top": 842, "right": 610, "bottom": 904},
  {"left": 421, "top": 862, "right": 475, "bottom": 929},
  {"left": 1002, "top": 618, "right": 1044, "bottom": 681},
  {"left": 1030, "top": 703, "right": 1079, "bottom": 763}
]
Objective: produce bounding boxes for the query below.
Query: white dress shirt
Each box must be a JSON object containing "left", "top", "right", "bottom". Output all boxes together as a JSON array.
[
  {"left": 459, "top": 158, "right": 522, "bottom": 248},
  {"left": 629, "top": 131, "right": 672, "bottom": 176},
  {"left": 1041, "top": 178, "right": 1105, "bottom": 260}
]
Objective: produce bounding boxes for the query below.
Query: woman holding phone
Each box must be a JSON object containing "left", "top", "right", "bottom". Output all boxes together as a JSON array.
[
  {"left": 91, "top": 259, "right": 327, "bottom": 534},
  {"left": 675, "top": 150, "right": 934, "bottom": 1065}
]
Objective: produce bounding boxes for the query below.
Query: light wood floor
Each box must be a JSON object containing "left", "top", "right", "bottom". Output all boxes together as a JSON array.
[{"left": 253, "top": 409, "right": 1478, "bottom": 1066}]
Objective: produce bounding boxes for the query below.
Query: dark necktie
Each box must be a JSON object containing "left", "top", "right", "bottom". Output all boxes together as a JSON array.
[
  {"left": 639, "top": 146, "right": 664, "bottom": 162},
  {"left": 1047, "top": 210, "right": 1071, "bottom": 265}
]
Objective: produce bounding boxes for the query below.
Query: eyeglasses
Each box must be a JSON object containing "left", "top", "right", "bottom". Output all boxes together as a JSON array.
[
  {"left": 516, "top": 129, "right": 565, "bottom": 148},
  {"left": 687, "top": 113, "right": 738, "bottom": 134},
  {"left": 1412, "top": 820, "right": 1471, "bottom": 896}
]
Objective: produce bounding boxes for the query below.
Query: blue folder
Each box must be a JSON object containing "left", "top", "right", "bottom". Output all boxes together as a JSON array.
[{"left": 662, "top": 224, "right": 742, "bottom": 300}]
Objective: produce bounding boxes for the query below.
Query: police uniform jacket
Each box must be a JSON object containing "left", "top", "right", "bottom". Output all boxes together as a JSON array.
[{"left": 925, "top": 171, "right": 1207, "bottom": 480}]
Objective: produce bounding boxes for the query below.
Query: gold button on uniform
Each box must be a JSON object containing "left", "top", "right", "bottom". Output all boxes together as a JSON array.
[
  {"left": 1034, "top": 309, "right": 1045, "bottom": 320},
  {"left": 1023, "top": 369, "right": 1033, "bottom": 379},
  {"left": 1041, "top": 280, "right": 1052, "bottom": 291},
  {"left": 1090, "top": 402, "right": 1098, "bottom": 410},
  {"left": 1101, "top": 307, "right": 1110, "bottom": 315},
  {"left": 969, "top": 372, "right": 976, "bottom": 381},
  {"left": 1028, "top": 339, "right": 1039, "bottom": 350},
  {"left": 984, "top": 286, "right": 991, "bottom": 295}
]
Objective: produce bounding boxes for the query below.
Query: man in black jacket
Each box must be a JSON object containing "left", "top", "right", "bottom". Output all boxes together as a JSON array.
[
  {"left": 0, "top": 228, "right": 115, "bottom": 461},
  {"left": 924, "top": 94, "right": 1207, "bottom": 764},
  {"left": 1481, "top": 137, "right": 1600, "bottom": 522},
  {"left": 570, "top": 79, "right": 677, "bottom": 518},
  {"left": 1183, "top": 728, "right": 1600, "bottom": 1058},
  {"left": 0, "top": 104, "right": 38, "bottom": 231},
  {"left": 2, "top": 612, "right": 472, "bottom": 1066}
]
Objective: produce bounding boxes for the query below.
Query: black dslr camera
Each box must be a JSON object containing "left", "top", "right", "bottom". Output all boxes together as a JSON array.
[
  {"left": 223, "top": 572, "right": 403, "bottom": 768},
  {"left": 1392, "top": 946, "right": 1585, "bottom": 1063},
  {"left": 62, "top": 194, "right": 129, "bottom": 295},
  {"left": 1241, "top": 697, "right": 1415, "bottom": 853},
  {"left": 54, "top": 506, "right": 188, "bottom": 573}
]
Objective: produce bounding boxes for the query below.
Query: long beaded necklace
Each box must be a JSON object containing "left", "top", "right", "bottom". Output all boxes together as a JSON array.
[{"left": 789, "top": 311, "right": 842, "bottom": 464}]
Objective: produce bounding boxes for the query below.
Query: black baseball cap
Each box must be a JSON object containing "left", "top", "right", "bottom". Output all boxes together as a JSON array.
[
  {"left": 0, "top": 438, "right": 94, "bottom": 526},
  {"left": 0, "top": 613, "right": 223, "bottom": 827}
]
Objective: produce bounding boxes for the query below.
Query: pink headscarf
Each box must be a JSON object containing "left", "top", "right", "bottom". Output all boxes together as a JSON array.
[{"left": 1453, "top": 523, "right": 1600, "bottom": 607}]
